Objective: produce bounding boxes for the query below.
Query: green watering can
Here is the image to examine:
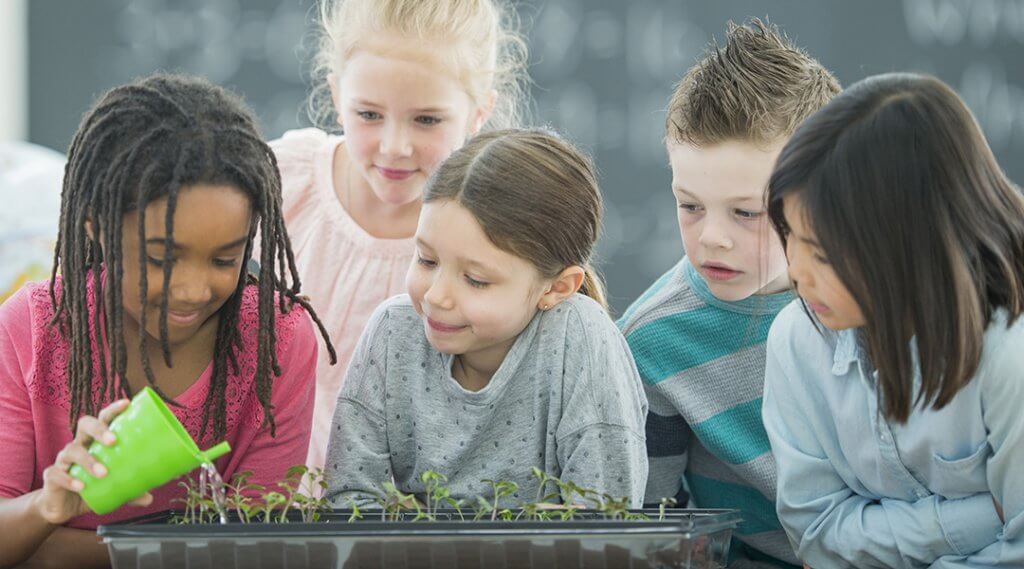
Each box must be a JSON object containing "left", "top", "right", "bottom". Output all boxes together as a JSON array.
[{"left": 69, "top": 386, "right": 231, "bottom": 515}]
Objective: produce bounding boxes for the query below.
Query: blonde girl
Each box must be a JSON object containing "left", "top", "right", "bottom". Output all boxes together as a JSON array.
[{"left": 271, "top": 0, "right": 529, "bottom": 470}]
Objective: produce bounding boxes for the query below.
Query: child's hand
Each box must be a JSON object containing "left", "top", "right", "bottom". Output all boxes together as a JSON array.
[{"left": 35, "top": 399, "right": 153, "bottom": 524}]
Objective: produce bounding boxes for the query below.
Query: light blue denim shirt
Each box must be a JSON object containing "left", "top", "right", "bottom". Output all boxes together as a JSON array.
[{"left": 763, "top": 301, "right": 1024, "bottom": 568}]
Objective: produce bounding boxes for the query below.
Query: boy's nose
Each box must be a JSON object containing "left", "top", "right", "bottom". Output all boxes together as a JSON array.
[{"left": 699, "top": 221, "right": 732, "bottom": 250}]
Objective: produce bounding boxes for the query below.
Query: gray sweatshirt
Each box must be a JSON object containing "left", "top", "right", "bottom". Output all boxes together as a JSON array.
[{"left": 325, "top": 293, "right": 649, "bottom": 510}]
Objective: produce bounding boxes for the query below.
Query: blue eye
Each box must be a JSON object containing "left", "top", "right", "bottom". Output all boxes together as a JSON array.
[
  {"left": 415, "top": 115, "right": 442, "bottom": 126},
  {"left": 735, "top": 209, "right": 763, "bottom": 220},
  {"left": 356, "top": 110, "right": 381, "bottom": 121},
  {"left": 678, "top": 203, "right": 702, "bottom": 213}
]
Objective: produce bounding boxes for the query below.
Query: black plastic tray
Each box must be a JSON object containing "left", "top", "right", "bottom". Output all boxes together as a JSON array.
[{"left": 98, "top": 508, "right": 740, "bottom": 568}]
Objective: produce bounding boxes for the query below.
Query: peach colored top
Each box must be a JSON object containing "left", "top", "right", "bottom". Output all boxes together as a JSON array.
[{"left": 270, "top": 128, "right": 415, "bottom": 471}]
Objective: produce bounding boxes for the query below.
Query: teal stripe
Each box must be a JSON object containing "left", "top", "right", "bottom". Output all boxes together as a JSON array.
[
  {"left": 686, "top": 473, "right": 783, "bottom": 535},
  {"left": 625, "top": 307, "right": 774, "bottom": 385},
  {"left": 617, "top": 264, "right": 678, "bottom": 327},
  {"left": 690, "top": 399, "right": 771, "bottom": 464}
]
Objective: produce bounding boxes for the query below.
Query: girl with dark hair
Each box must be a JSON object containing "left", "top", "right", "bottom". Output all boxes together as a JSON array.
[
  {"left": 763, "top": 73, "right": 1024, "bottom": 567},
  {"left": 0, "top": 74, "right": 334, "bottom": 568},
  {"left": 325, "top": 129, "right": 648, "bottom": 510}
]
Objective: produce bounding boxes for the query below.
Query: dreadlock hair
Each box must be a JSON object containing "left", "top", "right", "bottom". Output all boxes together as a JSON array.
[{"left": 50, "top": 73, "right": 336, "bottom": 440}]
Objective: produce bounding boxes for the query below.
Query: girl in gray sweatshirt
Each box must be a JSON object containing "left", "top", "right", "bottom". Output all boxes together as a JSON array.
[{"left": 325, "top": 129, "right": 648, "bottom": 510}]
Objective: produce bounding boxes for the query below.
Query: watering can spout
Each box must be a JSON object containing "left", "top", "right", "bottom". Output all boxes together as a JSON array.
[{"left": 201, "top": 441, "right": 232, "bottom": 463}]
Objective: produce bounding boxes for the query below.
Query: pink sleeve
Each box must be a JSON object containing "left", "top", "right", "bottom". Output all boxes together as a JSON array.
[
  {"left": 232, "top": 307, "right": 318, "bottom": 491},
  {"left": 0, "top": 286, "right": 40, "bottom": 498},
  {"left": 269, "top": 128, "right": 327, "bottom": 206}
]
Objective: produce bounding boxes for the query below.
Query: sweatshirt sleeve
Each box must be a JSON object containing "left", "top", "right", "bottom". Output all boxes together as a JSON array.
[
  {"left": 556, "top": 299, "right": 649, "bottom": 508},
  {"left": 324, "top": 302, "right": 393, "bottom": 508}
]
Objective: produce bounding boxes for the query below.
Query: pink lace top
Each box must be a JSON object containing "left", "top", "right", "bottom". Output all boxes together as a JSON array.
[{"left": 0, "top": 277, "right": 318, "bottom": 530}]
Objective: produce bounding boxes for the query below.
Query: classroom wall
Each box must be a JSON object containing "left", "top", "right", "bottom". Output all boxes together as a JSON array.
[
  {"left": 25, "top": 0, "right": 1024, "bottom": 314},
  {"left": 0, "top": 0, "right": 28, "bottom": 142}
]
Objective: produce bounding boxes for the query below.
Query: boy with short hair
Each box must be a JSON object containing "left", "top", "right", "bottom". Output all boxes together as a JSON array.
[{"left": 618, "top": 19, "right": 840, "bottom": 567}]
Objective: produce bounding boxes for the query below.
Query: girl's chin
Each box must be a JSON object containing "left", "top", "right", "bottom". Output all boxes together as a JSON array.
[
  {"left": 368, "top": 183, "right": 423, "bottom": 206},
  {"left": 425, "top": 339, "right": 462, "bottom": 355}
]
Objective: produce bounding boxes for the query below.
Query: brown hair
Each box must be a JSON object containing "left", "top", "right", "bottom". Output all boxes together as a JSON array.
[
  {"left": 768, "top": 73, "right": 1024, "bottom": 423},
  {"left": 423, "top": 128, "right": 607, "bottom": 310},
  {"left": 667, "top": 18, "right": 840, "bottom": 147}
]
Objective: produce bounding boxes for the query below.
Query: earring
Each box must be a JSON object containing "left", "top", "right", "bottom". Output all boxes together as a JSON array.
[{"left": 540, "top": 303, "right": 549, "bottom": 311}]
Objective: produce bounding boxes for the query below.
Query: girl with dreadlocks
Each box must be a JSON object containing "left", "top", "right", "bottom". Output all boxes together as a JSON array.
[
  {"left": 271, "top": 0, "right": 530, "bottom": 472},
  {"left": 0, "top": 73, "right": 334, "bottom": 568}
]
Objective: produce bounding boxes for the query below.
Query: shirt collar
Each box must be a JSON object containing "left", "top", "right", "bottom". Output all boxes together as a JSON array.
[{"left": 831, "top": 328, "right": 861, "bottom": 376}]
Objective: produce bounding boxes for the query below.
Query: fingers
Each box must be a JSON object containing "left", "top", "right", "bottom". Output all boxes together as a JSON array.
[
  {"left": 59, "top": 442, "right": 108, "bottom": 479},
  {"left": 66, "top": 401, "right": 127, "bottom": 478},
  {"left": 129, "top": 492, "right": 154, "bottom": 507},
  {"left": 74, "top": 414, "right": 118, "bottom": 449},
  {"left": 43, "top": 460, "right": 85, "bottom": 493},
  {"left": 96, "top": 398, "right": 130, "bottom": 425}
]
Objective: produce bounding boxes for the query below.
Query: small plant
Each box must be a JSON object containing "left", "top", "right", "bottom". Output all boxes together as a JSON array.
[
  {"left": 276, "top": 465, "right": 329, "bottom": 523},
  {"left": 418, "top": 470, "right": 466, "bottom": 521},
  {"left": 378, "top": 481, "right": 421, "bottom": 522},
  {"left": 261, "top": 492, "right": 286, "bottom": 523},
  {"left": 481, "top": 479, "right": 518, "bottom": 521},
  {"left": 225, "top": 471, "right": 262, "bottom": 524},
  {"left": 170, "top": 464, "right": 666, "bottom": 526},
  {"left": 347, "top": 499, "right": 363, "bottom": 523},
  {"left": 659, "top": 497, "right": 678, "bottom": 521}
]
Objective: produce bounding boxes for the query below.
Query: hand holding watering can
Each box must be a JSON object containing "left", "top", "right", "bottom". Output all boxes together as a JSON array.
[{"left": 37, "top": 387, "right": 231, "bottom": 524}]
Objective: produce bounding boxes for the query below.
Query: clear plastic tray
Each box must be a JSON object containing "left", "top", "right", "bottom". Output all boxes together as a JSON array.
[{"left": 98, "top": 508, "right": 740, "bottom": 569}]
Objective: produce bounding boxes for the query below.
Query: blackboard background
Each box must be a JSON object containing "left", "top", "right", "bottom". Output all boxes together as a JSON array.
[{"left": 29, "top": 0, "right": 1024, "bottom": 314}]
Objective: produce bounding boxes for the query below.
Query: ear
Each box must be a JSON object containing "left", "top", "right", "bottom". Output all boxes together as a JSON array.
[
  {"left": 537, "top": 265, "right": 585, "bottom": 311},
  {"left": 84, "top": 216, "right": 95, "bottom": 241},
  {"left": 469, "top": 89, "right": 497, "bottom": 136},
  {"left": 328, "top": 72, "right": 344, "bottom": 130}
]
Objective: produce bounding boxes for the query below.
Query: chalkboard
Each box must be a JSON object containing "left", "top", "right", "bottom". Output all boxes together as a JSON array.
[{"left": 28, "top": 0, "right": 1024, "bottom": 314}]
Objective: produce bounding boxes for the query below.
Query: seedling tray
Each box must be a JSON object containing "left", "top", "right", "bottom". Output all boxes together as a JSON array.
[{"left": 98, "top": 508, "right": 740, "bottom": 568}]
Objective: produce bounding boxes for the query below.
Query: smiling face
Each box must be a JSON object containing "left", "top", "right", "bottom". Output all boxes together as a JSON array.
[
  {"left": 333, "top": 38, "right": 491, "bottom": 208},
  {"left": 117, "top": 183, "right": 252, "bottom": 346},
  {"left": 781, "top": 195, "right": 866, "bottom": 330},
  {"left": 405, "top": 200, "right": 551, "bottom": 371},
  {"left": 668, "top": 139, "right": 791, "bottom": 301}
]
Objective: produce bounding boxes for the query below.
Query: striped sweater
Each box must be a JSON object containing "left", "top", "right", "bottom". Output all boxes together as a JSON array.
[{"left": 617, "top": 257, "right": 799, "bottom": 568}]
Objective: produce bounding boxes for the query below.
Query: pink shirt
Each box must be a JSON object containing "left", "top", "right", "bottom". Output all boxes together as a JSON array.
[
  {"left": 270, "top": 128, "right": 414, "bottom": 471},
  {"left": 0, "top": 278, "right": 317, "bottom": 530}
]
